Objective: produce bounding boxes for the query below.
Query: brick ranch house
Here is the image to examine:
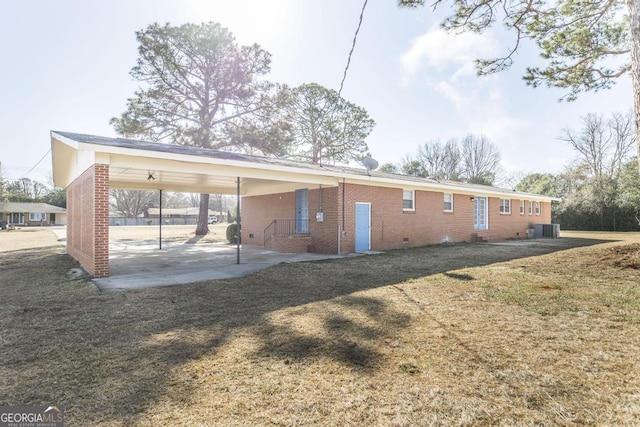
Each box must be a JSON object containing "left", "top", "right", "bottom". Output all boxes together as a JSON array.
[
  {"left": 51, "top": 131, "right": 558, "bottom": 277},
  {"left": 0, "top": 202, "right": 67, "bottom": 227},
  {"left": 245, "top": 178, "right": 555, "bottom": 255}
]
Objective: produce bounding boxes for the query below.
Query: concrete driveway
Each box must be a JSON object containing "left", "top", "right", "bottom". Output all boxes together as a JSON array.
[{"left": 93, "top": 240, "right": 343, "bottom": 291}]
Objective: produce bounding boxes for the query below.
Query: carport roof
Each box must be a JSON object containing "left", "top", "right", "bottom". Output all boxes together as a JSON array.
[
  {"left": 53, "top": 131, "right": 330, "bottom": 170},
  {"left": 50, "top": 131, "right": 559, "bottom": 201},
  {"left": 51, "top": 131, "right": 345, "bottom": 196}
]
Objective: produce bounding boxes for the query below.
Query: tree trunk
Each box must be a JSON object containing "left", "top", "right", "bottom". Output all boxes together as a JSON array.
[
  {"left": 628, "top": 0, "right": 640, "bottom": 172},
  {"left": 195, "top": 193, "right": 209, "bottom": 235}
]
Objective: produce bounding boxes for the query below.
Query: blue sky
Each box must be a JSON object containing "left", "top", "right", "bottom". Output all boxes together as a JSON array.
[{"left": 0, "top": 0, "right": 632, "bottom": 185}]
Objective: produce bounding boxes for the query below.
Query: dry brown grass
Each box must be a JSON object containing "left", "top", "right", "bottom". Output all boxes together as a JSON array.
[
  {"left": 1, "top": 230, "right": 640, "bottom": 426},
  {"left": 109, "top": 224, "right": 230, "bottom": 243},
  {"left": 0, "top": 227, "right": 63, "bottom": 252}
]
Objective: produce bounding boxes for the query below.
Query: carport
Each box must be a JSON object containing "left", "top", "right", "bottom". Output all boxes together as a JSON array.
[{"left": 51, "top": 131, "right": 340, "bottom": 278}]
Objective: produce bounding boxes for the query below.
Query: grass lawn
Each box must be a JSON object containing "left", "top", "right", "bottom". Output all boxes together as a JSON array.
[{"left": 1, "top": 228, "right": 640, "bottom": 425}]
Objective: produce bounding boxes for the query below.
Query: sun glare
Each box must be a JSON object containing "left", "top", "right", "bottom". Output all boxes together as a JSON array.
[{"left": 185, "top": 0, "right": 296, "bottom": 47}]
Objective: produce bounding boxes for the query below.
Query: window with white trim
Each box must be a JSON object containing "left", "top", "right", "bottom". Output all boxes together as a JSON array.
[
  {"left": 403, "top": 190, "right": 415, "bottom": 211},
  {"left": 535, "top": 201, "right": 541, "bottom": 215},
  {"left": 528, "top": 201, "right": 533, "bottom": 215},
  {"left": 499, "top": 199, "right": 511, "bottom": 214},
  {"left": 519, "top": 200, "right": 525, "bottom": 215},
  {"left": 443, "top": 193, "right": 453, "bottom": 212},
  {"left": 29, "top": 212, "right": 46, "bottom": 221}
]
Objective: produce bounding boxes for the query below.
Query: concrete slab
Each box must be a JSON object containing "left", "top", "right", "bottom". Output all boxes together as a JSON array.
[
  {"left": 92, "top": 241, "right": 344, "bottom": 291},
  {"left": 49, "top": 225, "right": 67, "bottom": 241}
]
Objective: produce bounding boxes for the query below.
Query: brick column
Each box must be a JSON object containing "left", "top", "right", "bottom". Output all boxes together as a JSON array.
[
  {"left": 66, "top": 164, "right": 110, "bottom": 277},
  {"left": 93, "top": 164, "right": 109, "bottom": 277}
]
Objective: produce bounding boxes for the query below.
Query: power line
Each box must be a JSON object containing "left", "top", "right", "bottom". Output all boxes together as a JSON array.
[
  {"left": 19, "top": 149, "right": 51, "bottom": 179},
  {"left": 338, "top": 0, "right": 369, "bottom": 97}
]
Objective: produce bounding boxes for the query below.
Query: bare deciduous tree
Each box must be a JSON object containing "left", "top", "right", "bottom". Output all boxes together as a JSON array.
[
  {"left": 6, "top": 178, "right": 49, "bottom": 200},
  {"left": 560, "top": 111, "right": 635, "bottom": 180},
  {"left": 556, "top": 111, "right": 636, "bottom": 229},
  {"left": 399, "top": 134, "right": 501, "bottom": 185},
  {"left": 460, "top": 135, "right": 501, "bottom": 185},
  {"left": 416, "top": 139, "right": 462, "bottom": 180},
  {"left": 110, "top": 189, "right": 156, "bottom": 217}
]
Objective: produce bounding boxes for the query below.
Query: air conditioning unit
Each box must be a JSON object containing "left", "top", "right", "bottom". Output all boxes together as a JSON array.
[{"left": 533, "top": 223, "right": 560, "bottom": 239}]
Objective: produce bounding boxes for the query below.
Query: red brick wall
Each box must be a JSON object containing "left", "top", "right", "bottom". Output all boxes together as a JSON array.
[
  {"left": 242, "top": 183, "right": 553, "bottom": 254},
  {"left": 339, "top": 184, "right": 474, "bottom": 252},
  {"left": 242, "top": 186, "right": 341, "bottom": 254},
  {"left": 66, "top": 164, "right": 109, "bottom": 277},
  {"left": 266, "top": 235, "right": 313, "bottom": 253},
  {"left": 241, "top": 191, "right": 297, "bottom": 246},
  {"left": 309, "top": 186, "right": 340, "bottom": 253},
  {"left": 476, "top": 197, "right": 552, "bottom": 241}
]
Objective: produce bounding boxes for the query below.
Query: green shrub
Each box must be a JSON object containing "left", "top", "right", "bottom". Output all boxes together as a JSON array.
[{"left": 226, "top": 223, "right": 239, "bottom": 244}]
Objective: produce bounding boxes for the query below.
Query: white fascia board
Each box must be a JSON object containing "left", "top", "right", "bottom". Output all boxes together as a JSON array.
[
  {"left": 89, "top": 143, "right": 333, "bottom": 178},
  {"left": 51, "top": 131, "right": 79, "bottom": 150},
  {"left": 51, "top": 133, "right": 113, "bottom": 187},
  {"left": 51, "top": 136, "right": 99, "bottom": 187}
]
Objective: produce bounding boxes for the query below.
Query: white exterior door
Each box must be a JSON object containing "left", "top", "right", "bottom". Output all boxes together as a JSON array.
[
  {"left": 295, "top": 189, "right": 309, "bottom": 233},
  {"left": 474, "top": 197, "right": 488, "bottom": 230},
  {"left": 355, "top": 203, "right": 371, "bottom": 252}
]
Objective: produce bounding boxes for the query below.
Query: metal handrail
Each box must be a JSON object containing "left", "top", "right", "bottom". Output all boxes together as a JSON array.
[
  {"left": 263, "top": 218, "right": 310, "bottom": 245},
  {"left": 264, "top": 220, "right": 277, "bottom": 245}
]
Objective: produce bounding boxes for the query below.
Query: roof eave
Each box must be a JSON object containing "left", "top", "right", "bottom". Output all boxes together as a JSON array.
[{"left": 51, "top": 131, "right": 558, "bottom": 202}]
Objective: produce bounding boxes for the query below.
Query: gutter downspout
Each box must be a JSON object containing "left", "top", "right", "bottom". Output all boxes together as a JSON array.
[
  {"left": 237, "top": 177, "right": 241, "bottom": 265},
  {"left": 159, "top": 189, "right": 162, "bottom": 250}
]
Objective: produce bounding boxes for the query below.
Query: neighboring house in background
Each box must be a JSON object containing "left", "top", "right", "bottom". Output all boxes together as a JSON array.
[{"left": 0, "top": 202, "right": 67, "bottom": 226}]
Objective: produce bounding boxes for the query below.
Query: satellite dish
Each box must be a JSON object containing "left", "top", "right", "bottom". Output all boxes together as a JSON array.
[{"left": 362, "top": 156, "right": 379, "bottom": 171}]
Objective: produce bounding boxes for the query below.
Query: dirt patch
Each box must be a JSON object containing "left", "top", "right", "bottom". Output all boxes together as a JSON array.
[{"left": 597, "top": 243, "right": 640, "bottom": 269}]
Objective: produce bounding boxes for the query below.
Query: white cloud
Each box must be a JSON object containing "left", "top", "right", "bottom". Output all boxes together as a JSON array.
[
  {"left": 399, "top": 26, "right": 533, "bottom": 172},
  {"left": 399, "top": 26, "right": 504, "bottom": 113},
  {"left": 400, "top": 26, "right": 500, "bottom": 85}
]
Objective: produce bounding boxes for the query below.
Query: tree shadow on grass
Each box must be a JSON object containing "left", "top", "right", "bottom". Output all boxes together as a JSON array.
[
  {"left": 0, "top": 237, "right": 615, "bottom": 424},
  {"left": 443, "top": 272, "right": 475, "bottom": 281},
  {"left": 253, "top": 296, "right": 411, "bottom": 370}
]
